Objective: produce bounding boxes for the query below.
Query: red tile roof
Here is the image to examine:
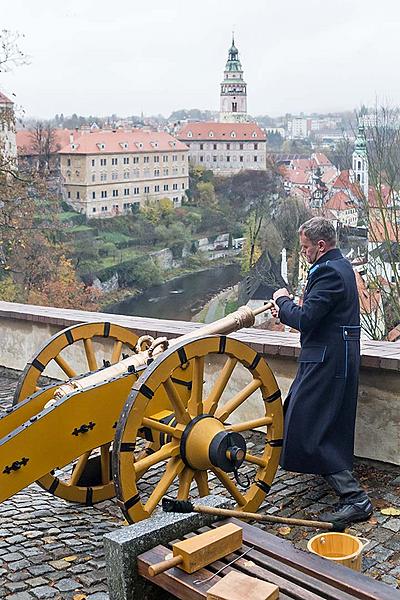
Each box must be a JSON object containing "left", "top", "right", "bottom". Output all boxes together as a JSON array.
[
  {"left": 281, "top": 167, "right": 310, "bottom": 185},
  {"left": 332, "top": 170, "right": 363, "bottom": 199},
  {"left": 321, "top": 166, "right": 339, "bottom": 185},
  {"left": 387, "top": 324, "right": 400, "bottom": 342},
  {"left": 0, "top": 91, "right": 13, "bottom": 104},
  {"left": 325, "top": 191, "right": 356, "bottom": 211},
  {"left": 58, "top": 129, "right": 188, "bottom": 155},
  {"left": 17, "top": 128, "right": 75, "bottom": 155},
  {"left": 354, "top": 270, "right": 382, "bottom": 315},
  {"left": 290, "top": 158, "right": 312, "bottom": 171},
  {"left": 312, "top": 152, "right": 332, "bottom": 167},
  {"left": 177, "top": 121, "right": 266, "bottom": 141}
]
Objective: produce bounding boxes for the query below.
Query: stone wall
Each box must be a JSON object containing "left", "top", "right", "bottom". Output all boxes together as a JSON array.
[{"left": 0, "top": 301, "right": 398, "bottom": 465}]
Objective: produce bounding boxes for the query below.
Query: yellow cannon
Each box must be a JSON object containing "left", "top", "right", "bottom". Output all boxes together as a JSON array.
[{"left": 0, "top": 304, "right": 283, "bottom": 524}]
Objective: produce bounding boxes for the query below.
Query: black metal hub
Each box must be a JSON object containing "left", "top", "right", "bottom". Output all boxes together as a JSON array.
[{"left": 209, "top": 430, "right": 247, "bottom": 473}]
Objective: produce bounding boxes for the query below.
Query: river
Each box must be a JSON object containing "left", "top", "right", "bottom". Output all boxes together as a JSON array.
[{"left": 105, "top": 263, "right": 242, "bottom": 321}]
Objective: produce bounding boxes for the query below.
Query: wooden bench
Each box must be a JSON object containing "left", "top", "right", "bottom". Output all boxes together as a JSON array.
[{"left": 138, "top": 518, "right": 400, "bottom": 600}]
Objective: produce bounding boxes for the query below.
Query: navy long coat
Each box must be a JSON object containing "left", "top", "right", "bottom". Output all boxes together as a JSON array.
[{"left": 276, "top": 248, "right": 360, "bottom": 475}]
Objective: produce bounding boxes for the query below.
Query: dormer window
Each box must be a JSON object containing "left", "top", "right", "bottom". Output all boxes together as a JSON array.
[
  {"left": 187, "top": 131, "right": 193, "bottom": 138},
  {"left": 208, "top": 131, "right": 214, "bottom": 137},
  {"left": 135, "top": 142, "right": 144, "bottom": 149},
  {"left": 150, "top": 141, "right": 158, "bottom": 148},
  {"left": 251, "top": 132, "right": 257, "bottom": 138},
  {"left": 71, "top": 143, "right": 78, "bottom": 150},
  {"left": 120, "top": 142, "right": 128, "bottom": 149},
  {"left": 230, "top": 131, "right": 236, "bottom": 138},
  {"left": 169, "top": 141, "right": 176, "bottom": 148},
  {"left": 97, "top": 143, "right": 105, "bottom": 150}
]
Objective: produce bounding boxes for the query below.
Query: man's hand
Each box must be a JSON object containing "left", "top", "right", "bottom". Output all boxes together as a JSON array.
[
  {"left": 270, "top": 302, "right": 279, "bottom": 319},
  {"left": 273, "top": 287, "right": 291, "bottom": 301}
]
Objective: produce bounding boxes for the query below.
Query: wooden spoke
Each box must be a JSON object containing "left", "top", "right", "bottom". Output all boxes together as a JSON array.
[
  {"left": 227, "top": 416, "right": 273, "bottom": 432},
  {"left": 111, "top": 340, "right": 123, "bottom": 364},
  {"left": 68, "top": 451, "right": 91, "bottom": 486},
  {"left": 144, "top": 457, "right": 185, "bottom": 514},
  {"left": 162, "top": 378, "right": 191, "bottom": 425},
  {"left": 204, "top": 356, "right": 237, "bottom": 415},
  {"left": 211, "top": 467, "right": 247, "bottom": 506},
  {"left": 83, "top": 338, "right": 98, "bottom": 372},
  {"left": 177, "top": 467, "right": 195, "bottom": 499},
  {"left": 134, "top": 442, "right": 179, "bottom": 479},
  {"left": 100, "top": 443, "right": 111, "bottom": 484},
  {"left": 244, "top": 453, "right": 267, "bottom": 468},
  {"left": 54, "top": 354, "right": 77, "bottom": 378},
  {"left": 215, "top": 379, "right": 262, "bottom": 422},
  {"left": 142, "top": 416, "right": 182, "bottom": 439},
  {"left": 187, "top": 356, "right": 204, "bottom": 417},
  {"left": 194, "top": 471, "right": 210, "bottom": 497}
]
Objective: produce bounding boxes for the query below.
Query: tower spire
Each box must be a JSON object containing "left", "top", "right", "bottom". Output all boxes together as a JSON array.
[{"left": 219, "top": 35, "right": 249, "bottom": 123}]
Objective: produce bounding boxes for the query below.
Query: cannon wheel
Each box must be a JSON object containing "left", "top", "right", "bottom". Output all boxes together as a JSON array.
[
  {"left": 113, "top": 335, "right": 283, "bottom": 523},
  {"left": 14, "top": 321, "right": 139, "bottom": 505}
]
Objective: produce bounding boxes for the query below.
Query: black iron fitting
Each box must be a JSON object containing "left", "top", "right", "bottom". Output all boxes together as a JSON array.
[
  {"left": 3, "top": 457, "right": 29, "bottom": 474},
  {"left": 72, "top": 421, "right": 96, "bottom": 436}
]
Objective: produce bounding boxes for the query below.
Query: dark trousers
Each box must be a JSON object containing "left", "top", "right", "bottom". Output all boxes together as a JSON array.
[{"left": 324, "top": 470, "right": 369, "bottom": 503}]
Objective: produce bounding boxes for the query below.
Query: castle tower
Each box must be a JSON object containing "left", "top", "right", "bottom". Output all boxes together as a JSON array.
[
  {"left": 219, "top": 35, "right": 249, "bottom": 123},
  {"left": 352, "top": 125, "right": 369, "bottom": 199}
]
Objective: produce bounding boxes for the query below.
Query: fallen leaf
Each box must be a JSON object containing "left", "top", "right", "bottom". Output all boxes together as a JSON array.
[
  {"left": 277, "top": 526, "right": 291, "bottom": 536},
  {"left": 73, "top": 595, "right": 87, "bottom": 600},
  {"left": 63, "top": 555, "right": 78, "bottom": 562},
  {"left": 368, "top": 516, "right": 378, "bottom": 525},
  {"left": 380, "top": 507, "right": 400, "bottom": 516}
]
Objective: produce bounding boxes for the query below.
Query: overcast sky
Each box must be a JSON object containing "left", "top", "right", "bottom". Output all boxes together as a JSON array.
[{"left": 1, "top": 0, "right": 400, "bottom": 119}]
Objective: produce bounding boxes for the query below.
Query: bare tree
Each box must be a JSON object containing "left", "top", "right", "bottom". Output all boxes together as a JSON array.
[
  {"left": 0, "top": 29, "right": 28, "bottom": 72},
  {"left": 29, "top": 121, "right": 57, "bottom": 173}
]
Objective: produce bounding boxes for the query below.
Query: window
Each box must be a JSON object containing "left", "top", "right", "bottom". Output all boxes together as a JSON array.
[
  {"left": 76, "top": 191, "right": 80, "bottom": 199},
  {"left": 213, "top": 156, "right": 217, "bottom": 162},
  {"left": 92, "top": 207, "right": 96, "bottom": 213},
  {"left": 67, "top": 158, "right": 71, "bottom": 166},
  {"left": 101, "top": 206, "right": 108, "bottom": 212},
  {"left": 112, "top": 172, "right": 118, "bottom": 180},
  {"left": 172, "top": 155, "right": 178, "bottom": 162},
  {"left": 67, "top": 191, "right": 71, "bottom": 198},
  {"left": 254, "top": 156, "right": 258, "bottom": 162},
  {"left": 200, "top": 156, "right": 204, "bottom": 162},
  {"left": 254, "top": 143, "right": 258, "bottom": 150},
  {"left": 200, "top": 144, "right": 204, "bottom": 150},
  {"left": 133, "top": 156, "right": 139, "bottom": 164},
  {"left": 182, "top": 183, "right": 185, "bottom": 189},
  {"left": 155, "top": 185, "right": 160, "bottom": 192},
  {"left": 239, "top": 143, "right": 243, "bottom": 150},
  {"left": 101, "top": 190, "right": 108, "bottom": 198},
  {"left": 239, "top": 156, "right": 244, "bottom": 162},
  {"left": 92, "top": 174, "right": 96, "bottom": 182},
  {"left": 100, "top": 173, "right": 107, "bottom": 181},
  {"left": 232, "top": 102, "right": 237, "bottom": 112},
  {"left": 123, "top": 203, "right": 131, "bottom": 210},
  {"left": 163, "top": 155, "right": 168, "bottom": 162},
  {"left": 112, "top": 158, "right": 118, "bottom": 165},
  {"left": 226, "top": 143, "right": 230, "bottom": 150},
  {"left": 92, "top": 191, "right": 96, "bottom": 199},
  {"left": 164, "top": 184, "right": 169, "bottom": 191},
  {"left": 163, "top": 168, "right": 169, "bottom": 176},
  {"left": 124, "top": 171, "right": 130, "bottom": 179},
  {"left": 173, "top": 196, "right": 179, "bottom": 203},
  {"left": 133, "top": 187, "right": 140, "bottom": 195},
  {"left": 173, "top": 183, "right": 178, "bottom": 190},
  {"left": 124, "top": 188, "right": 129, "bottom": 195},
  {"left": 213, "top": 143, "right": 217, "bottom": 150},
  {"left": 123, "top": 157, "right": 129, "bottom": 164},
  {"left": 100, "top": 158, "right": 107, "bottom": 166},
  {"left": 154, "top": 169, "right": 160, "bottom": 176},
  {"left": 144, "top": 186, "right": 150, "bottom": 193},
  {"left": 226, "top": 156, "right": 230, "bottom": 162},
  {"left": 181, "top": 154, "right": 185, "bottom": 160},
  {"left": 154, "top": 155, "right": 160, "bottom": 163},
  {"left": 133, "top": 168, "right": 140, "bottom": 178},
  {"left": 91, "top": 159, "right": 95, "bottom": 166},
  {"left": 144, "top": 156, "right": 149, "bottom": 163}
]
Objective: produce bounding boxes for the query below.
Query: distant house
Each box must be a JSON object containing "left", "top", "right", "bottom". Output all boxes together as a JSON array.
[
  {"left": 323, "top": 191, "right": 358, "bottom": 227},
  {"left": 177, "top": 122, "right": 267, "bottom": 175},
  {"left": 0, "top": 91, "right": 17, "bottom": 163}
]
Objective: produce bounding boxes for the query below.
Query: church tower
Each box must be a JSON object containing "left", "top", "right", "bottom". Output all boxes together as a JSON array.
[
  {"left": 219, "top": 35, "right": 249, "bottom": 123},
  {"left": 352, "top": 125, "right": 369, "bottom": 199}
]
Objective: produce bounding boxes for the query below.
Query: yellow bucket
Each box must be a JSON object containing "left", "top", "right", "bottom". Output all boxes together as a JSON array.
[{"left": 307, "top": 532, "right": 369, "bottom": 571}]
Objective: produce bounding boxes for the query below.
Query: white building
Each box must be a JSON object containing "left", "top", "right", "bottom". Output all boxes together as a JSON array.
[
  {"left": 0, "top": 91, "right": 17, "bottom": 163},
  {"left": 219, "top": 36, "right": 249, "bottom": 123},
  {"left": 352, "top": 125, "right": 369, "bottom": 198}
]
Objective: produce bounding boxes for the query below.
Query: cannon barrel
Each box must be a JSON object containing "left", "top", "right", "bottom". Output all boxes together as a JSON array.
[{"left": 52, "top": 301, "right": 274, "bottom": 400}]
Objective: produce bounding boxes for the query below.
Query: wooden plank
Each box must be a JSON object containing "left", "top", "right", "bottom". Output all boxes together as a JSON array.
[
  {"left": 206, "top": 571, "right": 279, "bottom": 600},
  {"left": 226, "top": 519, "right": 400, "bottom": 600}
]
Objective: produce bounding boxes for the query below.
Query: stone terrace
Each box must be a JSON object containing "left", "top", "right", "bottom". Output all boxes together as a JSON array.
[{"left": 0, "top": 374, "right": 399, "bottom": 599}]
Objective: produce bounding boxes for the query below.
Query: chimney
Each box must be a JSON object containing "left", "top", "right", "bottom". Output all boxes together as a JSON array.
[{"left": 69, "top": 131, "right": 74, "bottom": 144}]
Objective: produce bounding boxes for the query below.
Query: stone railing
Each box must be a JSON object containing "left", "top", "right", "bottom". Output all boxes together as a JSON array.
[{"left": 0, "top": 301, "right": 399, "bottom": 466}]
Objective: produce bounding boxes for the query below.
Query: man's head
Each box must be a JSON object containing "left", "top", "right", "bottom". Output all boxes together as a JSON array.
[{"left": 298, "top": 217, "right": 337, "bottom": 265}]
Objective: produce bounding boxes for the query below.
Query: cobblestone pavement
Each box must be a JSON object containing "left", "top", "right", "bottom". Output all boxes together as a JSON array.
[{"left": 0, "top": 374, "right": 399, "bottom": 599}]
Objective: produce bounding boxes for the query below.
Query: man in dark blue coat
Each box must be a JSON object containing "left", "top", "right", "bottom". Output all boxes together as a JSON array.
[{"left": 272, "top": 217, "right": 372, "bottom": 526}]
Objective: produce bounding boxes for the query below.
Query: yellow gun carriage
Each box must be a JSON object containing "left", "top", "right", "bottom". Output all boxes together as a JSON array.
[{"left": 0, "top": 304, "right": 283, "bottom": 524}]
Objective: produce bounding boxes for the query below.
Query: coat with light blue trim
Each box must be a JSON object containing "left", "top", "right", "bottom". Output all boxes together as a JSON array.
[{"left": 275, "top": 248, "right": 360, "bottom": 474}]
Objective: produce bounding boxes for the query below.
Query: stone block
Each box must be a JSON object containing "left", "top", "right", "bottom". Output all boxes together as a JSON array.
[{"left": 103, "top": 494, "right": 234, "bottom": 600}]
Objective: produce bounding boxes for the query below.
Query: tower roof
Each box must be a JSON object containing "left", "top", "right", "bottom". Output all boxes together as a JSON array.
[
  {"left": 354, "top": 125, "right": 367, "bottom": 156},
  {"left": 0, "top": 91, "right": 13, "bottom": 105},
  {"left": 225, "top": 35, "right": 242, "bottom": 73}
]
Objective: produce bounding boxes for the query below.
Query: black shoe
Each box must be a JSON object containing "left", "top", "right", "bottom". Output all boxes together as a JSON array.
[{"left": 319, "top": 497, "right": 373, "bottom": 528}]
